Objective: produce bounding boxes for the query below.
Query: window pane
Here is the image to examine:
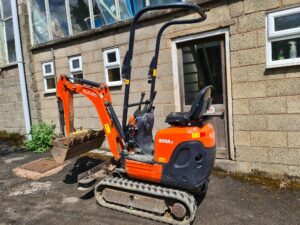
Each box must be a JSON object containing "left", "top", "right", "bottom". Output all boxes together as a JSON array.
[
  {"left": 95, "top": 0, "right": 117, "bottom": 24},
  {"left": 46, "top": 77, "right": 56, "bottom": 90},
  {"left": 272, "top": 37, "right": 300, "bottom": 61},
  {"left": 107, "top": 52, "right": 117, "bottom": 63},
  {"left": 0, "top": 20, "right": 6, "bottom": 65},
  {"left": 275, "top": 13, "right": 300, "bottom": 31},
  {"left": 72, "top": 58, "right": 80, "bottom": 69},
  {"left": 118, "top": 0, "right": 132, "bottom": 20},
  {"left": 181, "top": 40, "right": 223, "bottom": 105},
  {"left": 5, "top": 19, "right": 16, "bottom": 63},
  {"left": 30, "top": 0, "right": 50, "bottom": 44},
  {"left": 44, "top": 64, "right": 52, "bottom": 74},
  {"left": 69, "top": 0, "right": 90, "bottom": 34},
  {"left": 92, "top": 0, "right": 105, "bottom": 28},
  {"left": 73, "top": 73, "right": 83, "bottom": 79},
  {"left": 2, "top": 0, "right": 12, "bottom": 19},
  {"left": 108, "top": 67, "right": 121, "bottom": 82},
  {"left": 49, "top": 0, "right": 69, "bottom": 39}
]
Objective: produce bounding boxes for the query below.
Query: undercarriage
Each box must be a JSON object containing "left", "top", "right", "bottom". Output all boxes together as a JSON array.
[{"left": 95, "top": 177, "right": 198, "bottom": 225}]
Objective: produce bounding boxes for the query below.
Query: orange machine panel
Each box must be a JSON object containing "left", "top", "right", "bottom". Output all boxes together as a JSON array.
[
  {"left": 125, "top": 159, "right": 163, "bottom": 183},
  {"left": 154, "top": 123, "right": 216, "bottom": 164}
]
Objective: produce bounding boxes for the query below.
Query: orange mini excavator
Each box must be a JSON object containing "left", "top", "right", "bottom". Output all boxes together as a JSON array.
[{"left": 53, "top": 3, "right": 216, "bottom": 225}]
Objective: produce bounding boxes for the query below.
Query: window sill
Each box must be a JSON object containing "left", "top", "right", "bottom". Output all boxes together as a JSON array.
[
  {"left": 44, "top": 90, "right": 56, "bottom": 97},
  {"left": 107, "top": 81, "right": 123, "bottom": 87},
  {"left": 0, "top": 62, "right": 18, "bottom": 71},
  {"left": 266, "top": 60, "right": 300, "bottom": 69}
]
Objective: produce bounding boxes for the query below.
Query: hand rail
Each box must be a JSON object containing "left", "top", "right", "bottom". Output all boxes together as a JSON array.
[{"left": 122, "top": 3, "right": 207, "bottom": 130}]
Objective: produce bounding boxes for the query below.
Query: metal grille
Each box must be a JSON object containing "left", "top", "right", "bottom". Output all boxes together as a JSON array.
[{"left": 19, "top": 158, "right": 62, "bottom": 173}]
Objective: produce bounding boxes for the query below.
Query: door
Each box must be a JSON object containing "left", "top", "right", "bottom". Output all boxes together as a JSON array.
[{"left": 176, "top": 34, "right": 229, "bottom": 159}]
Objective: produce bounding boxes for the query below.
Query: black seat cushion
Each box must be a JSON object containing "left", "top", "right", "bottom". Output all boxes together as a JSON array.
[
  {"left": 165, "top": 112, "right": 191, "bottom": 126},
  {"left": 165, "top": 86, "right": 213, "bottom": 126}
]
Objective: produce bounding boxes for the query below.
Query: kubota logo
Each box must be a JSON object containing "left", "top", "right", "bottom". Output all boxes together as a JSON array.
[
  {"left": 159, "top": 139, "right": 174, "bottom": 144},
  {"left": 83, "top": 89, "right": 97, "bottom": 98}
]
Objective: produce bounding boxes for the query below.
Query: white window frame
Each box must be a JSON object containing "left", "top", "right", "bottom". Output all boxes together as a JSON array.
[
  {"left": 42, "top": 61, "right": 56, "bottom": 93},
  {"left": 103, "top": 48, "right": 122, "bottom": 87},
  {"left": 69, "top": 56, "right": 83, "bottom": 73},
  {"left": 0, "top": 0, "right": 16, "bottom": 65},
  {"left": 266, "top": 7, "right": 300, "bottom": 68},
  {"left": 69, "top": 55, "right": 83, "bottom": 81}
]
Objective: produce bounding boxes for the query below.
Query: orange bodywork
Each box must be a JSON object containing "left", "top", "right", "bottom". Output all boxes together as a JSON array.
[
  {"left": 56, "top": 75, "right": 124, "bottom": 160},
  {"left": 125, "top": 159, "right": 163, "bottom": 183},
  {"left": 154, "top": 123, "right": 216, "bottom": 164}
]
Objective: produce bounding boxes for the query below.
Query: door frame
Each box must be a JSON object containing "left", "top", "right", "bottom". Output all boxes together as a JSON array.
[{"left": 171, "top": 28, "right": 235, "bottom": 160}]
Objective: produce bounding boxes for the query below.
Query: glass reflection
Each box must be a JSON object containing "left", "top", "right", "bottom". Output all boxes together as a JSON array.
[
  {"left": 70, "top": 0, "right": 90, "bottom": 34},
  {"left": 275, "top": 13, "right": 300, "bottom": 31},
  {"left": 30, "top": 0, "right": 49, "bottom": 44},
  {"left": 5, "top": 19, "right": 16, "bottom": 63},
  {"left": 2, "top": 0, "right": 12, "bottom": 19},
  {"left": 49, "top": 0, "right": 69, "bottom": 39}
]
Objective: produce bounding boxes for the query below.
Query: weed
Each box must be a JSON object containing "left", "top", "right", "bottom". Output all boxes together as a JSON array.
[{"left": 25, "top": 122, "right": 56, "bottom": 153}]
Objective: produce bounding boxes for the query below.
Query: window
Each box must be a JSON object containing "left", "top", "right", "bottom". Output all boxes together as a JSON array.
[
  {"left": 0, "top": 0, "right": 16, "bottom": 65},
  {"left": 27, "top": 0, "right": 187, "bottom": 45},
  {"left": 28, "top": 0, "right": 133, "bottom": 45},
  {"left": 69, "top": 56, "right": 83, "bottom": 80},
  {"left": 267, "top": 7, "right": 300, "bottom": 68},
  {"left": 42, "top": 62, "right": 56, "bottom": 93},
  {"left": 103, "top": 48, "right": 122, "bottom": 86}
]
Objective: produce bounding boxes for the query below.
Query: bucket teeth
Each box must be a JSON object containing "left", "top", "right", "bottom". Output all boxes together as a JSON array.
[{"left": 51, "top": 129, "right": 106, "bottom": 163}]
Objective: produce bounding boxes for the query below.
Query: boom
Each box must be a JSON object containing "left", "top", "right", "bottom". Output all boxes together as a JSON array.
[{"left": 56, "top": 75, "right": 124, "bottom": 159}]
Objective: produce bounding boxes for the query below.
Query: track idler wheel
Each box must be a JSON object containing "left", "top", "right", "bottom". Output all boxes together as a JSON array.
[{"left": 170, "top": 202, "right": 187, "bottom": 220}]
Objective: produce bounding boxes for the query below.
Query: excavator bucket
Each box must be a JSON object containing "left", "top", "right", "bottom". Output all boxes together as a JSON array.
[{"left": 51, "top": 130, "right": 106, "bottom": 163}]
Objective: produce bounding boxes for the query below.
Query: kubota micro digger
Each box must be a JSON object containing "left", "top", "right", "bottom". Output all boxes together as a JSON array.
[{"left": 52, "top": 3, "right": 216, "bottom": 225}]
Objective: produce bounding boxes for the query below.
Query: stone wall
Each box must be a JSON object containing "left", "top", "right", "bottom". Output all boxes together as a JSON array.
[
  {"left": 229, "top": 0, "right": 300, "bottom": 177},
  {"left": 0, "top": 66, "right": 25, "bottom": 133},
  {"left": 0, "top": 0, "right": 40, "bottom": 134}
]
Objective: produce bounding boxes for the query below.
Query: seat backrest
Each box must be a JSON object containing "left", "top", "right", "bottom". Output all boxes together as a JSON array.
[{"left": 189, "top": 85, "right": 213, "bottom": 121}]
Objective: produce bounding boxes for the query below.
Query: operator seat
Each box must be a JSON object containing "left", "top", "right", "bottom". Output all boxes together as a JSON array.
[{"left": 166, "top": 85, "right": 212, "bottom": 126}]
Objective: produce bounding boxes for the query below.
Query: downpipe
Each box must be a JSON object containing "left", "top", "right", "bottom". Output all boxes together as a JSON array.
[{"left": 11, "top": 0, "right": 32, "bottom": 136}]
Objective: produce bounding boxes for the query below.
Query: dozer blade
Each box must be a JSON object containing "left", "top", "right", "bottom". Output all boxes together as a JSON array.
[{"left": 51, "top": 130, "right": 106, "bottom": 163}]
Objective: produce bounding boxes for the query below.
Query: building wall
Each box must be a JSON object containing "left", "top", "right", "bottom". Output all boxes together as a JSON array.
[
  {"left": 0, "top": 66, "right": 25, "bottom": 133},
  {"left": 9, "top": 0, "right": 300, "bottom": 177},
  {"left": 228, "top": 0, "right": 300, "bottom": 178}
]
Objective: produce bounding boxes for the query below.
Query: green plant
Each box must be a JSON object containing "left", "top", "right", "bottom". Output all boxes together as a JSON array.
[{"left": 25, "top": 122, "right": 56, "bottom": 153}]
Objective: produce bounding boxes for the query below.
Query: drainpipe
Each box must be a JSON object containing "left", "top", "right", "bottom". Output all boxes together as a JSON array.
[{"left": 11, "top": 0, "right": 32, "bottom": 135}]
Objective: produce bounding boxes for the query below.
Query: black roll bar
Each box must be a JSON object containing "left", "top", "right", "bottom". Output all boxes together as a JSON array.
[{"left": 122, "top": 3, "right": 207, "bottom": 131}]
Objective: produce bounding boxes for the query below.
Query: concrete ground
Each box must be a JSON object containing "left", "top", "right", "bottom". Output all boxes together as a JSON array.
[{"left": 0, "top": 141, "right": 299, "bottom": 225}]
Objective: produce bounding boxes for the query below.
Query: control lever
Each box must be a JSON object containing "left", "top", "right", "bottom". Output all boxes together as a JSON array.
[
  {"left": 138, "top": 92, "right": 146, "bottom": 110},
  {"left": 146, "top": 91, "right": 157, "bottom": 113}
]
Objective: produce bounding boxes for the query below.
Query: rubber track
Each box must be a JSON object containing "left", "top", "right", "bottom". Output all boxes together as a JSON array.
[{"left": 94, "top": 177, "right": 197, "bottom": 225}]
